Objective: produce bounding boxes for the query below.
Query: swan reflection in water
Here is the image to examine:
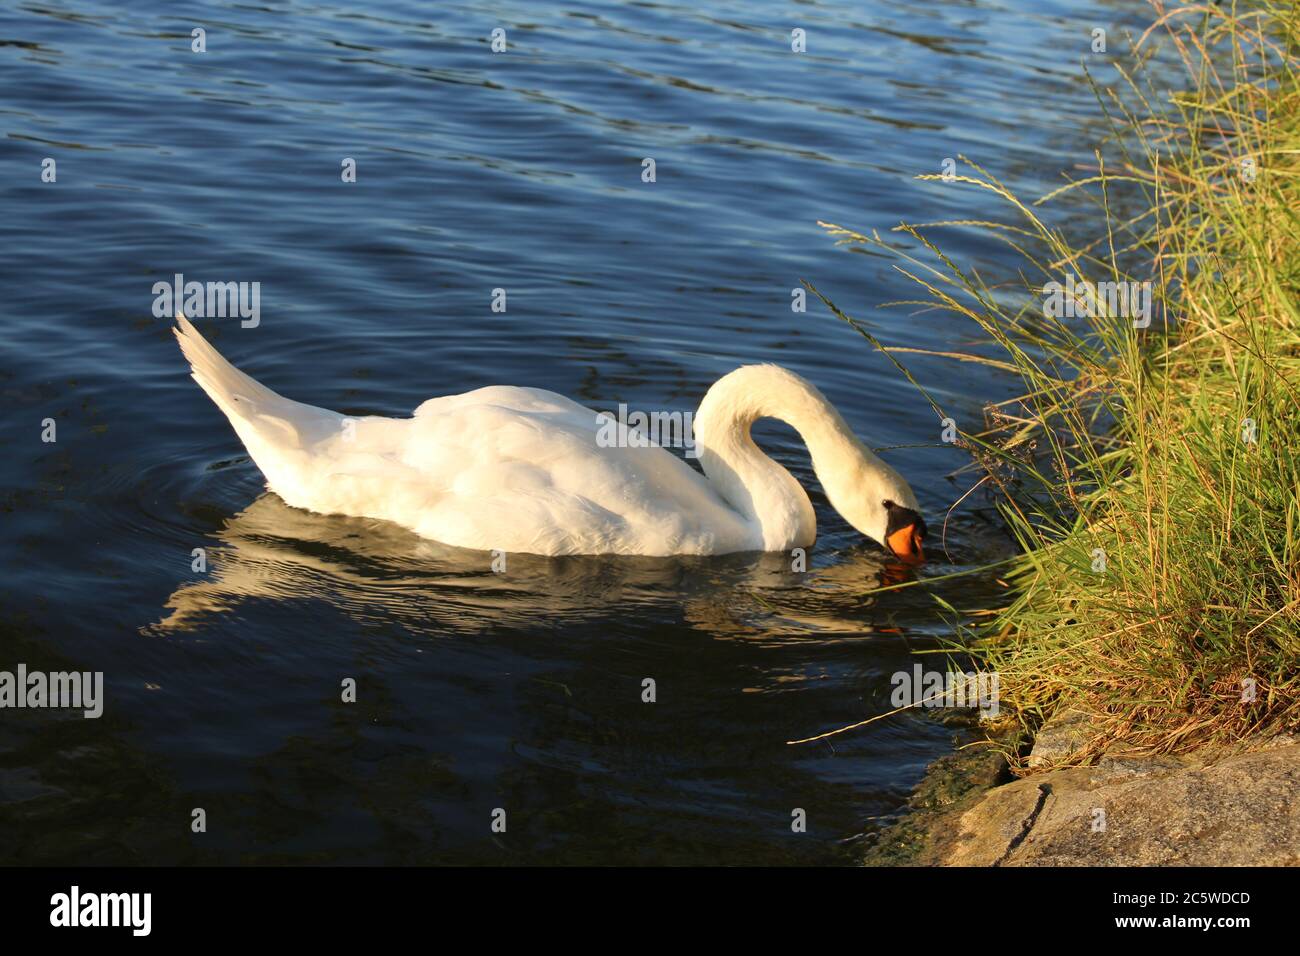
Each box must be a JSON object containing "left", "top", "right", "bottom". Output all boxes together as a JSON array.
[{"left": 150, "top": 492, "right": 927, "bottom": 640}]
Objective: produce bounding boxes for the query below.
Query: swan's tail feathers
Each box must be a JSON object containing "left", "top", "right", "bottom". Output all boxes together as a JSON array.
[{"left": 173, "top": 312, "right": 310, "bottom": 449}]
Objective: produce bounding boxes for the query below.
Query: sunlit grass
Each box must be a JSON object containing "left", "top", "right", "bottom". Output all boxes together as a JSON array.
[{"left": 816, "top": 1, "right": 1300, "bottom": 763}]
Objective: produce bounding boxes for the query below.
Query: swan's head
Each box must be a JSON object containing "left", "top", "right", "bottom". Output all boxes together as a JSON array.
[
  {"left": 878, "top": 498, "right": 927, "bottom": 565},
  {"left": 830, "top": 463, "right": 927, "bottom": 565}
]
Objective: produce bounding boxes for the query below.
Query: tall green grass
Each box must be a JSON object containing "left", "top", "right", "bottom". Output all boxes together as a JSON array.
[{"left": 819, "top": 1, "right": 1300, "bottom": 763}]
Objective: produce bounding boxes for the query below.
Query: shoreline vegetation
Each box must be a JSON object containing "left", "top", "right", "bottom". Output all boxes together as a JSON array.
[{"left": 818, "top": 1, "right": 1298, "bottom": 860}]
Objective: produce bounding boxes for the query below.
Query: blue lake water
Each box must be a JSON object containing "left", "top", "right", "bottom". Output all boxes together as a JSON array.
[{"left": 1, "top": 0, "right": 1137, "bottom": 864}]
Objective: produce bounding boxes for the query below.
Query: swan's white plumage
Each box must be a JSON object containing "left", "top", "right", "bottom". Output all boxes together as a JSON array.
[{"left": 174, "top": 314, "right": 919, "bottom": 557}]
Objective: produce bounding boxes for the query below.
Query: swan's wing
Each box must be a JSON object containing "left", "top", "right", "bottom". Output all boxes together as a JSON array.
[
  {"left": 267, "top": 385, "right": 750, "bottom": 556},
  {"left": 412, "top": 385, "right": 590, "bottom": 419},
  {"left": 174, "top": 317, "right": 747, "bottom": 555},
  {"left": 395, "top": 395, "right": 751, "bottom": 555}
]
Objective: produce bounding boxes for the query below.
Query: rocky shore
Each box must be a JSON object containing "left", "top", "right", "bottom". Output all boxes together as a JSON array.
[{"left": 866, "top": 716, "right": 1300, "bottom": 866}]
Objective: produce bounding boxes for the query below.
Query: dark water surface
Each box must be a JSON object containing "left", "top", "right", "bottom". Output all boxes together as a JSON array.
[{"left": 2, "top": 0, "right": 1133, "bottom": 864}]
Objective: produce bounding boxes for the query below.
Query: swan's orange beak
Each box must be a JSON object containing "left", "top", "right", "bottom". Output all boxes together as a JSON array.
[{"left": 886, "top": 523, "right": 926, "bottom": 565}]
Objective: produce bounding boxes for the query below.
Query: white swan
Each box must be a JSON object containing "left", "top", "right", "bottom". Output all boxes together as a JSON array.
[{"left": 174, "top": 313, "right": 927, "bottom": 561}]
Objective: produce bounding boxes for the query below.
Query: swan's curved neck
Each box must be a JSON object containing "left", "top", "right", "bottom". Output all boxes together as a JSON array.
[{"left": 692, "top": 365, "right": 883, "bottom": 551}]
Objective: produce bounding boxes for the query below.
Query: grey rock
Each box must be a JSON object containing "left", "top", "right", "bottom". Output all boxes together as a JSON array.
[
  {"left": 939, "top": 738, "right": 1300, "bottom": 866},
  {"left": 1026, "top": 708, "right": 1093, "bottom": 769}
]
